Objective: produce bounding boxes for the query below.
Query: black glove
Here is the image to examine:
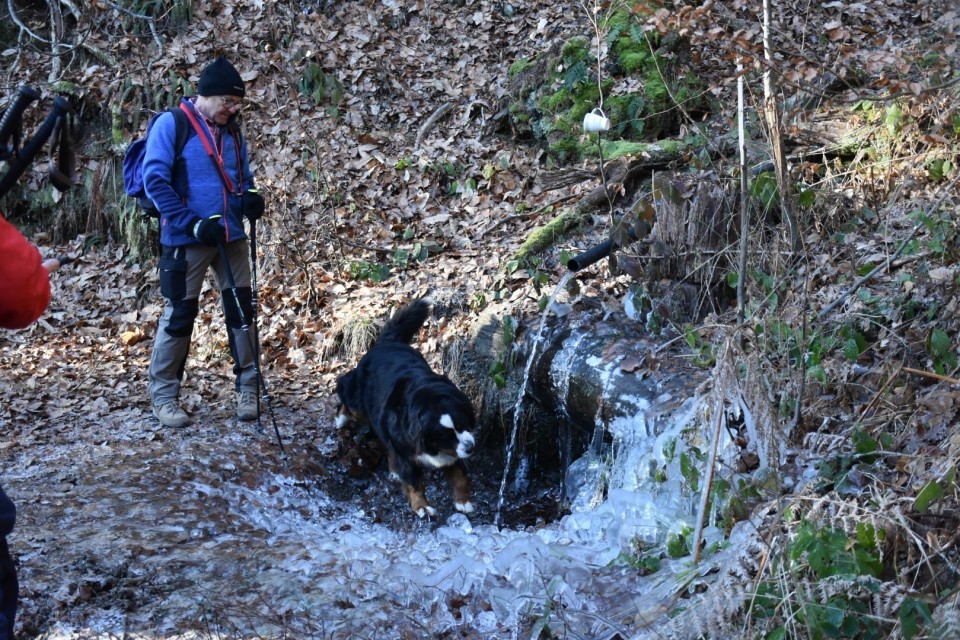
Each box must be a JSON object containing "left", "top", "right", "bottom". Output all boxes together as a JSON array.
[
  {"left": 242, "top": 190, "right": 265, "bottom": 221},
  {"left": 191, "top": 215, "right": 226, "bottom": 247}
]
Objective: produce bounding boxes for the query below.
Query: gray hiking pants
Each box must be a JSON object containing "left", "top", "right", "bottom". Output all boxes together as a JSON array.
[{"left": 148, "top": 241, "right": 258, "bottom": 404}]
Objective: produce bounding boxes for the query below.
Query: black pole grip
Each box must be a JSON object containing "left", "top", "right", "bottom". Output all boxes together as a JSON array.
[
  {"left": 48, "top": 113, "right": 76, "bottom": 192},
  {"left": 0, "top": 85, "right": 42, "bottom": 160},
  {"left": 0, "top": 96, "right": 71, "bottom": 196}
]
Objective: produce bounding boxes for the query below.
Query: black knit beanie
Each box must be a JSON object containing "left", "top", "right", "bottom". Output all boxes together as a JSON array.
[{"left": 198, "top": 57, "right": 245, "bottom": 97}]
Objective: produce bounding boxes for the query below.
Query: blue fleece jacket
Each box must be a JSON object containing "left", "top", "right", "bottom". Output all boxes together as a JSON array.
[{"left": 143, "top": 98, "right": 256, "bottom": 247}]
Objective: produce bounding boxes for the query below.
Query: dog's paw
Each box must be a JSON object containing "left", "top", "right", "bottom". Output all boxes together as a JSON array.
[
  {"left": 415, "top": 505, "right": 437, "bottom": 518},
  {"left": 389, "top": 471, "right": 401, "bottom": 483},
  {"left": 334, "top": 413, "right": 350, "bottom": 429},
  {"left": 455, "top": 501, "right": 475, "bottom": 514}
]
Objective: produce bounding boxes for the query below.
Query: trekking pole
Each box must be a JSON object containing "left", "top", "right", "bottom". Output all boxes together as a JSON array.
[
  {"left": 216, "top": 241, "right": 286, "bottom": 456},
  {"left": 248, "top": 217, "right": 262, "bottom": 420},
  {"left": 0, "top": 93, "right": 71, "bottom": 197}
]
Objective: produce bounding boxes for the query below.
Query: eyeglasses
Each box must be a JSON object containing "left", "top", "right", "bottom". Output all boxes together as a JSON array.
[{"left": 219, "top": 96, "right": 242, "bottom": 110}]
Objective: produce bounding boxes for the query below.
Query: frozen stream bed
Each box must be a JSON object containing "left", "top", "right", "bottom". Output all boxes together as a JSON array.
[{"left": 6, "top": 387, "right": 762, "bottom": 639}]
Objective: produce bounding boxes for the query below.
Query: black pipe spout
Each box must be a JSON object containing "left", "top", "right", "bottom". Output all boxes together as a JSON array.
[
  {"left": 567, "top": 239, "right": 615, "bottom": 272},
  {"left": 567, "top": 225, "right": 645, "bottom": 272}
]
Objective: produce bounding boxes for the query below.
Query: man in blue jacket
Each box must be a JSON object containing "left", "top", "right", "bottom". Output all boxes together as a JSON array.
[{"left": 143, "top": 56, "right": 266, "bottom": 428}]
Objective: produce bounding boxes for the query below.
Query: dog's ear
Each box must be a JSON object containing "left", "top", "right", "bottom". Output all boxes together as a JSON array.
[{"left": 336, "top": 370, "right": 360, "bottom": 408}]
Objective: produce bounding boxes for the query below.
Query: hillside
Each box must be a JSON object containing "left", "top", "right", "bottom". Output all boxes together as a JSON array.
[{"left": 1, "top": 0, "right": 959, "bottom": 637}]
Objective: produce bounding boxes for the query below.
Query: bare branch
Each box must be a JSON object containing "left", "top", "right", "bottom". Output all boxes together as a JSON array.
[
  {"left": 96, "top": 0, "right": 164, "bottom": 50},
  {"left": 7, "top": 0, "right": 51, "bottom": 44}
]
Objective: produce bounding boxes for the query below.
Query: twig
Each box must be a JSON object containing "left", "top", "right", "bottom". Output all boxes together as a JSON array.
[
  {"left": 532, "top": 192, "right": 578, "bottom": 213},
  {"left": 480, "top": 193, "right": 578, "bottom": 235},
  {"left": 415, "top": 102, "right": 454, "bottom": 148},
  {"left": 816, "top": 222, "right": 922, "bottom": 320},
  {"left": 339, "top": 238, "right": 393, "bottom": 255},
  {"left": 903, "top": 367, "right": 960, "bottom": 385},
  {"left": 783, "top": 254, "right": 811, "bottom": 434},
  {"left": 857, "top": 364, "right": 903, "bottom": 421},
  {"left": 736, "top": 54, "right": 748, "bottom": 325},
  {"left": 693, "top": 338, "right": 730, "bottom": 564},
  {"left": 817, "top": 170, "right": 960, "bottom": 320}
]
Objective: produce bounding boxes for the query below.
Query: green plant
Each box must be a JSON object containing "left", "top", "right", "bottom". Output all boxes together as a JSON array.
[
  {"left": 907, "top": 207, "right": 958, "bottom": 258},
  {"left": 433, "top": 160, "right": 465, "bottom": 177},
  {"left": 298, "top": 63, "right": 344, "bottom": 112},
  {"left": 665, "top": 525, "right": 694, "bottom": 558},
  {"left": 884, "top": 101, "right": 908, "bottom": 136},
  {"left": 900, "top": 599, "right": 935, "bottom": 640},
  {"left": 604, "top": 93, "right": 646, "bottom": 138},
  {"left": 679, "top": 448, "right": 702, "bottom": 492},
  {"left": 838, "top": 322, "right": 867, "bottom": 362},
  {"left": 470, "top": 292, "right": 487, "bottom": 311},
  {"left": 925, "top": 328, "right": 957, "bottom": 375},
  {"left": 487, "top": 358, "right": 508, "bottom": 389},
  {"left": 509, "top": 57, "right": 535, "bottom": 78},
  {"left": 925, "top": 157, "right": 954, "bottom": 182},
  {"left": 682, "top": 325, "right": 715, "bottom": 367},
  {"left": 913, "top": 465, "right": 956, "bottom": 513},
  {"left": 503, "top": 257, "right": 551, "bottom": 299},
  {"left": 392, "top": 244, "right": 428, "bottom": 269},
  {"left": 486, "top": 315, "right": 517, "bottom": 388},
  {"left": 348, "top": 260, "right": 390, "bottom": 282},
  {"left": 449, "top": 177, "right": 478, "bottom": 197},
  {"left": 815, "top": 427, "right": 892, "bottom": 493},
  {"left": 751, "top": 171, "right": 780, "bottom": 211},
  {"left": 754, "top": 520, "right": 885, "bottom": 639},
  {"left": 803, "top": 329, "right": 839, "bottom": 384}
]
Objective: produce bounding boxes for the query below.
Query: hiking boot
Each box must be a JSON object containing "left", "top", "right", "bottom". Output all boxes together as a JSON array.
[
  {"left": 237, "top": 390, "right": 259, "bottom": 421},
  {"left": 153, "top": 399, "right": 189, "bottom": 428}
]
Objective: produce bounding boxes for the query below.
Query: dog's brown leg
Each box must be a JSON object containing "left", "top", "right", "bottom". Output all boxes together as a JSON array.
[
  {"left": 446, "top": 463, "right": 474, "bottom": 514},
  {"left": 405, "top": 482, "right": 436, "bottom": 518}
]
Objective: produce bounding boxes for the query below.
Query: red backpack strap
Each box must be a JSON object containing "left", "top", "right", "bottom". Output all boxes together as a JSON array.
[{"left": 178, "top": 102, "right": 237, "bottom": 194}]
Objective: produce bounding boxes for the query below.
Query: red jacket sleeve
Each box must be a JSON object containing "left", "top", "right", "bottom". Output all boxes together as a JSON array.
[{"left": 0, "top": 214, "right": 51, "bottom": 329}]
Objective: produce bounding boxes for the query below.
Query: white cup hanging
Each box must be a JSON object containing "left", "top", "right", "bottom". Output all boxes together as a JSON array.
[{"left": 583, "top": 107, "right": 611, "bottom": 133}]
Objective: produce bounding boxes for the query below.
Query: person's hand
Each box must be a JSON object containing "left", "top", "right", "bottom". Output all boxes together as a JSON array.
[
  {"left": 191, "top": 216, "right": 227, "bottom": 247},
  {"left": 242, "top": 190, "right": 265, "bottom": 221}
]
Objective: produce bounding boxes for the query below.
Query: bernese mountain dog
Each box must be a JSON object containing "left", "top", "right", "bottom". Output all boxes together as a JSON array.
[{"left": 335, "top": 298, "right": 476, "bottom": 518}]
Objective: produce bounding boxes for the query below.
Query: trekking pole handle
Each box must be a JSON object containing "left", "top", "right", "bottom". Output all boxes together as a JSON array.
[
  {"left": 48, "top": 113, "right": 76, "bottom": 192},
  {"left": 43, "top": 255, "right": 73, "bottom": 273},
  {"left": 0, "top": 96, "right": 71, "bottom": 196},
  {"left": 0, "top": 85, "right": 42, "bottom": 160}
]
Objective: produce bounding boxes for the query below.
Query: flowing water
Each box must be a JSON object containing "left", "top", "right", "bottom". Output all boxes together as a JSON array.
[{"left": 493, "top": 272, "right": 573, "bottom": 527}]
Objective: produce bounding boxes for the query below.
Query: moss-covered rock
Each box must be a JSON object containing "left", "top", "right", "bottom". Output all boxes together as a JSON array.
[{"left": 504, "top": 3, "right": 715, "bottom": 165}]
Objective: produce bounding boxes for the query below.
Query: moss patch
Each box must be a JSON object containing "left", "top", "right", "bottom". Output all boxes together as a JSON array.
[{"left": 505, "top": 3, "right": 715, "bottom": 165}]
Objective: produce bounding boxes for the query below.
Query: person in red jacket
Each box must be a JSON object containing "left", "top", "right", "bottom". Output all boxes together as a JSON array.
[
  {"left": 0, "top": 81, "right": 74, "bottom": 639},
  {"left": 0, "top": 211, "right": 61, "bottom": 640},
  {"left": 0, "top": 214, "right": 52, "bottom": 330}
]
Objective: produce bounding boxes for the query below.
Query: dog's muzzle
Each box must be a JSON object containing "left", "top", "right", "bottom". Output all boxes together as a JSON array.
[{"left": 457, "top": 431, "right": 475, "bottom": 459}]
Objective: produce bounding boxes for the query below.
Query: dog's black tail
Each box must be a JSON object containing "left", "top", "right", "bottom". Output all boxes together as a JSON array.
[{"left": 378, "top": 298, "right": 431, "bottom": 344}]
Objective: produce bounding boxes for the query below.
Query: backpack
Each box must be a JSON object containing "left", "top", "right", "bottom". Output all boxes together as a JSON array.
[{"left": 122, "top": 106, "right": 190, "bottom": 218}]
